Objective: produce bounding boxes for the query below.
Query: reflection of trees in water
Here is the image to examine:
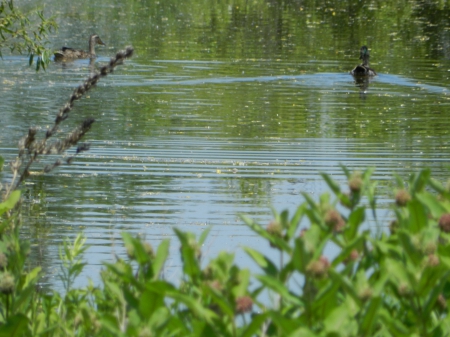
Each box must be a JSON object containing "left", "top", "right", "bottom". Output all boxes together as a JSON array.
[
  {"left": 49, "top": 0, "right": 449, "bottom": 65},
  {"left": 225, "top": 176, "right": 274, "bottom": 204},
  {"left": 21, "top": 178, "right": 54, "bottom": 289},
  {"left": 412, "top": 1, "right": 450, "bottom": 58}
]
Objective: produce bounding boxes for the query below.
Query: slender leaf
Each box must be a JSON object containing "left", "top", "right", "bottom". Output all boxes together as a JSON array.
[
  {"left": 345, "top": 206, "right": 366, "bottom": 241},
  {"left": 416, "top": 192, "right": 449, "bottom": 217},
  {"left": 320, "top": 172, "right": 341, "bottom": 195},
  {"left": 244, "top": 247, "right": 278, "bottom": 276},
  {"left": 153, "top": 239, "right": 170, "bottom": 279},
  {"left": 255, "top": 275, "right": 303, "bottom": 307},
  {"left": 240, "top": 313, "right": 269, "bottom": 337},
  {"left": 199, "top": 227, "right": 211, "bottom": 245},
  {"left": 359, "top": 296, "right": 382, "bottom": 336}
]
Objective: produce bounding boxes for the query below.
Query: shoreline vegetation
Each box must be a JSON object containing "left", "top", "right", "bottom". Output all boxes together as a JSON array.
[
  {"left": 0, "top": 0, "right": 56, "bottom": 70},
  {"left": 0, "top": 47, "right": 450, "bottom": 335}
]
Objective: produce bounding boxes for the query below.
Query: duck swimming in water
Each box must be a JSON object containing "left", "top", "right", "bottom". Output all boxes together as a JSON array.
[
  {"left": 350, "top": 46, "right": 376, "bottom": 76},
  {"left": 54, "top": 34, "right": 105, "bottom": 62}
]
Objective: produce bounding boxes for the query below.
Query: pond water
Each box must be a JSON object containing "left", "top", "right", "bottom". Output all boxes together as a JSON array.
[{"left": 2, "top": 0, "right": 450, "bottom": 288}]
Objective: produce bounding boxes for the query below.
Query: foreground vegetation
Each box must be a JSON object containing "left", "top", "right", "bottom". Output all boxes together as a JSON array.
[{"left": 2, "top": 161, "right": 450, "bottom": 336}]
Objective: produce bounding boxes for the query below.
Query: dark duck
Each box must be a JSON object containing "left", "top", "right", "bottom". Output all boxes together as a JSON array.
[{"left": 350, "top": 46, "right": 376, "bottom": 76}]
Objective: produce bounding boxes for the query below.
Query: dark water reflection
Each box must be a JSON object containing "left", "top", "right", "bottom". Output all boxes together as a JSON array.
[{"left": 2, "top": 0, "right": 450, "bottom": 288}]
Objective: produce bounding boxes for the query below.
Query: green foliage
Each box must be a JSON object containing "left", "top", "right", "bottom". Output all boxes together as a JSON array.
[
  {"left": 0, "top": 0, "right": 57, "bottom": 70},
  {"left": 2, "top": 167, "right": 450, "bottom": 336}
]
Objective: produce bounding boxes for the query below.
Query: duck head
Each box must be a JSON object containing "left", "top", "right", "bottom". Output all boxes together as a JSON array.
[
  {"left": 359, "top": 46, "right": 370, "bottom": 65},
  {"left": 90, "top": 34, "right": 105, "bottom": 47}
]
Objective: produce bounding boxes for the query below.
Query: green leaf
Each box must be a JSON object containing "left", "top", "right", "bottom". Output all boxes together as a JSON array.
[
  {"left": 0, "top": 190, "right": 21, "bottom": 215},
  {"left": 421, "top": 270, "right": 450, "bottom": 315},
  {"left": 267, "top": 310, "right": 305, "bottom": 334},
  {"left": 139, "top": 289, "right": 164, "bottom": 319},
  {"left": 410, "top": 169, "right": 430, "bottom": 194},
  {"left": 286, "top": 327, "right": 317, "bottom": 337},
  {"left": 359, "top": 296, "right": 382, "bottom": 336},
  {"left": 204, "top": 287, "right": 234, "bottom": 317},
  {"left": 99, "top": 313, "right": 122, "bottom": 336},
  {"left": 104, "top": 280, "right": 125, "bottom": 303},
  {"left": 198, "top": 227, "right": 211, "bottom": 245},
  {"left": 233, "top": 269, "right": 251, "bottom": 297},
  {"left": 340, "top": 164, "right": 351, "bottom": 179},
  {"left": 0, "top": 155, "right": 4, "bottom": 171},
  {"left": 122, "top": 232, "right": 149, "bottom": 266},
  {"left": 332, "top": 235, "right": 366, "bottom": 267},
  {"left": 287, "top": 203, "right": 306, "bottom": 240},
  {"left": 345, "top": 206, "right": 365, "bottom": 241},
  {"left": 174, "top": 229, "right": 201, "bottom": 280},
  {"left": 429, "top": 178, "right": 450, "bottom": 200},
  {"left": 384, "top": 258, "right": 412, "bottom": 290},
  {"left": 0, "top": 314, "right": 29, "bottom": 337},
  {"left": 312, "top": 280, "right": 340, "bottom": 315},
  {"left": 12, "top": 283, "right": 36, "bottom": 313},
  {"left": 378, "top": 308, "right": 410, "bottom": 336},
  {"left": 416, "top": 192, "right": 448, "bottom": 218},
  {"left": 147, "top": 279, "right": 176, "bottom": 290},
  {"left": 243, "top": 247, "right": 278, "bottom": 277},
  {"left": 255, "top": 275, "right": 303, "bottom": 307},
  {"left": 167, "top": 291, "right": 217, "bottom": 323},
  {"left": 323, "top": 305, "right": 354, "bottom": 335},
  {"left": 328, "top": 269, "right": 361, "bottom": 306},
  {"left": 407, "top": 199, "right": 428, "bottom": 233},
  {"left": 292, "top": 238, "right": 310, "bottom": 273},
  {"left": 393, "top": 173, "right": 405, "bottom": 189},
  {"left": 153, "top": 239, "right": 170, "bottom": 279},
  {"left": 301, "top": 192, "right": 319, "bottom": 211},
  {"left": 320, "top": 172, "right": 341, "bottom": 195},
  {"left": 279, "top": 209, "right": 290, "bottom": 229},
  {"left": 240, "top": 313, "right": 269, "bottom": 337},
  {"left": 24, "top": 266, "right": 41, "bottom": 288},
  {"left": 241, "top": 214, "right": 292, "bottom": 253}
]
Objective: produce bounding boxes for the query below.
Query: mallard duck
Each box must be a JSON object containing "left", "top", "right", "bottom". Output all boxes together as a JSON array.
[
  {"left": 350, "top": 46, "right": 377, "bottom": 76},
  {"left": 54, "top": 34, "right": 105, "bottom": 62}
]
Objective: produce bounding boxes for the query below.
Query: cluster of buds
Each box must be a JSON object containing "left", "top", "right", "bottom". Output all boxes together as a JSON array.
[
  {"left": 0, "top": 272, "right": 14, "bottom": 295},
  {"left": 235, "top": 295, "right": 253, "bottom": 314},
  {"left": 324, "top": 209, "right": 345, "bottom": 232},
  {"left": 439, "top": 213, "right": 450, "bottom": 233},
  {"left": 427, "top": 254, "right": 439, "bottom": 267},
  {"left": 266, "top": 220, "right": 284, "bottom": 247},
  {"left": 348, "top": 171, "right": 363, "bottom": 194},
  {"left": 395, "top": 189, "right": 411, "bottom": 207},
  {"left": 306, "top": 256, "right": 330, "bottom": 278}
]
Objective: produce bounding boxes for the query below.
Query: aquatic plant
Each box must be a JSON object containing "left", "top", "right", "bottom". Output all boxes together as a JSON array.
[{"left": 3, "top": 46, "right": 134, "bottom": 199}]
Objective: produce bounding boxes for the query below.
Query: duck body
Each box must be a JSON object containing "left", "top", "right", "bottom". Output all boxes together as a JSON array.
[
  {"left": 54, "top": 34, "right": 105, "bottom": 62},
  {"left": 350, "top": 46, "right": 377, "bottom": 76}
]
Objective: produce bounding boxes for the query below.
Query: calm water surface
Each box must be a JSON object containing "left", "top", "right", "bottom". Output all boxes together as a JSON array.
[{"left": 2, "top": 0, "right": 450, "bottom": 288}]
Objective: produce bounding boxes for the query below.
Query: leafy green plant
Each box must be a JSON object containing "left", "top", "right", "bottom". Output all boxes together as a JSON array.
[
  {"left": 2, "top": 166, "right": 450, "bottom": 336},
  {"left": 0, "top": 0, "right": 57, "bottom": 70},
  {"left": 241, "top": 167, "right": 450, "bottom": 336}
]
